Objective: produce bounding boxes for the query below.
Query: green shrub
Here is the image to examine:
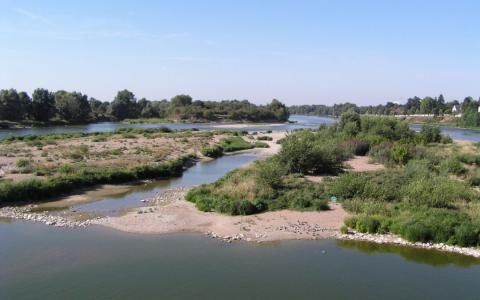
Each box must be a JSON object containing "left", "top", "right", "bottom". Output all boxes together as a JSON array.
[
  {"left": 457, "top": 153, "right": 480, "bottom": 165},
  {"left": 313, "top": 199, "right": 330, "bottom": 211},
  {"left": 340, "top": 225, "right": 349, "bottom": 234},
  {"left": 219, "top": 137, "right": 254, "bottom": 152},
  {"left": 468, "top": 176, "right": 480, "bottom": 187},
  {"left": 201, "top": 145, "right": 224, "bottom": 158},
  {"left": 58, "top": 164, "right": 75, "bottom": 174},
  {"left": 344, "top": 216, "right": 358, "bottom": 229},
  {"left": 278, "top": 130, "right": 348, "bottom": 175},
  {"left": 418, "top": 125, "right": 442, "bottom": 144},
  {"left": 253, "top": 142, "right": 269, "bottom": 148},
  {"left": 454, "top": 223, "right": 479, "bottom": 247},
  {"left": 355, "top": 215, "right": 381, "bottom": 233},
  {"left": 439, "top": 158, "right": 467, "bottom": 176},
  {"left": 257, "top": 136, "right": 273, "bottom": 141},
  {"left": 402, "top": 176, "right": 477, "bottom": 208},
  {"left": 340, "top": 139, "right": 370, "bottom": 156},
  {"left": 255, "top": 159, "right": 285, "bottom": 189},
  {"left": 400, "top": 221, "right": 432, "bottom": 243},
  {"left": 391, "top": 144, "right": 411, "bottom": 165},
  {"left": 16, "top": 159, "right": 32, "bottom": 168}
]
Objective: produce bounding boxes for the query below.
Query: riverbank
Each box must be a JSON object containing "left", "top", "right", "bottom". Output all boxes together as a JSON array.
[{"left": 337, "top": 231, "right": 480, "bottom": 258}]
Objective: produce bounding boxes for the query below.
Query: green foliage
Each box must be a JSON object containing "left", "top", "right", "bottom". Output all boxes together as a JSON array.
[
  {"left": 338, "top": 110, "right": 361, "bottom": 136},
  {"left": 109, "top": 89, "right": 138, "bottom": 120},
  {"left": 417, "top": 125, "right": 450, "bottom": 144},
  {"left": 334, "top": 163, "right": 480, "bottom": 247},
  {"left": 355, "top": 215, "right": 381, "bottom": 233},
  {"left": 391, "top": 144, "right": 411, "bottom": 165},
  {"left": 257, "top": 136, "right": 273, "bottom": 141},
  {"left": 278, "top": 130, "right": 348, "bottom": 175},
  {"left": 339, "top": 139, "right": 370, "bottom": 156},
  {"left": 32, "top": 88, "right": 55, "bottom": 122},
  {"left": 219, "top": 137, "right": 254, "bottom": 152},
  {"left": 16, "top": 159, "right": 32, "bottom": 168},
  {"left": 201, "top": 145, "right": 224, "bottom": 158},
  {"left": 54, "top": 90, "right": 91, "bottom": 123},
  {"left": 0, "top": 155, "right": 195, "bottom": 204},
  {"left": 439, "top": 158, "right": 467, "bottom": 176},
  {"left": 186, "top": 159, "right": 329, "bottom": 215},
  {"left": 402, "top": 176, "right": 477, "bottom": 208}
]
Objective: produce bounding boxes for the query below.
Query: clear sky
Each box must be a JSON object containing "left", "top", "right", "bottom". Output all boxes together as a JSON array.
[{"left": 1, "top": 0, "right": 479, "bottom": 105}]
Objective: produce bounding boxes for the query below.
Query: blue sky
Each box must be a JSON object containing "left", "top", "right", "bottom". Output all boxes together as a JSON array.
[{"left": 1, "top": 0, "right": 479, "bottom": 105}]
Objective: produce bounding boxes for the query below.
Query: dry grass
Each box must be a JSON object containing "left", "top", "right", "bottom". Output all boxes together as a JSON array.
[{"left": 0, "top": 131, "right": 224, "bottom": 182}]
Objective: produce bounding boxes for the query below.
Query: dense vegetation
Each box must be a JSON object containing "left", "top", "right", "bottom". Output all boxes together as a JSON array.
[
  {"left": 0, "top": 88, "right": 289, "bottom": 125},
  {"left": 188, "top": 110, "right": 480, "bottom": 248},
  {"left": 289, "top": 95, "right": 480, "bottom": 128}
]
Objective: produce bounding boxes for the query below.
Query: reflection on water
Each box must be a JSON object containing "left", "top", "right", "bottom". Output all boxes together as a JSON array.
[
  {"left": 336, "top": 240, "right": 480, "bottom": 268},
  {"left": 1, "top": 222, "right": 480, "bottom": 300}
]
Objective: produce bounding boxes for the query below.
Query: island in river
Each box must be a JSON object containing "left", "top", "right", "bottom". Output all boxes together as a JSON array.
[{"left": 1, "top": 114, "right": 480, "bottom": 259}]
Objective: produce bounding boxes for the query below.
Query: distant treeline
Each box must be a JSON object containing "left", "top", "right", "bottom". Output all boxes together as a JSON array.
[
  {"left": 289, "top": 95, "right": 480, "bottom": 128},
  {"left": 0, "top": 88, "right": 289, "bottom": 125}
]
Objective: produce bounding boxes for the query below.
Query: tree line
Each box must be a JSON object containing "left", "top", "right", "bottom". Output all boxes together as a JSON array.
[
  {"left": 0, "top": 88, "right": 289, "bottom": 125},
  {"left": 289, "top": 95, "right": 480, "bottom": 127}
]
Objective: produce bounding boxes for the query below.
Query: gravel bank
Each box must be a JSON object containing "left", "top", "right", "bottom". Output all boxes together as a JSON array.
[
  {"left": 337, "top": 231, "right": 480, "bottom": 258},
  {"left": 0, "top": 206, "right": 96, "bottom": 228}
]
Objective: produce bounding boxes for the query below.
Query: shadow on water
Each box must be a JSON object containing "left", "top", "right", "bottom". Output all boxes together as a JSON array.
[{"left": 336, "top": 239, "right": 480, "bottom": 267}]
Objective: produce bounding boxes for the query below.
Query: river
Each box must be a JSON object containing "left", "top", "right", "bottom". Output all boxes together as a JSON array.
[
  {"left": 1, "top": 116, "right": 480, "bottom": 299},
  {"left": 1, "top": 115, "right": 479, "bottom": 142}
]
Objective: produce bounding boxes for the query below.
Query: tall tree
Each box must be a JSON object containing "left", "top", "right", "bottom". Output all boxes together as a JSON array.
[
  {"left": 32, "top": 88, "right": 56, "bottom": 122},
  {"left": 0, "top": 89, "right": 22, "bottom": 121},
  {"left": 170, "top": 94, "right": 193, "bottom": 106},
  {"left": 109, "top": 89, "right": 138, "bottom": 120},
  {"left": 55, "top": 91, "right": 91, "bottom": 123}
]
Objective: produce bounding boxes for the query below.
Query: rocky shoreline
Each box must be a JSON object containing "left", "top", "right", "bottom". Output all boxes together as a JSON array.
[
  {"left": 0, "top": 206, "right": 96, "bottom": 228},
  {"left": 2, "top": 191, "right": 480, "bottom": 259},
  {"left": 337, "top": 231, "right": 480, "bottom": 258}
]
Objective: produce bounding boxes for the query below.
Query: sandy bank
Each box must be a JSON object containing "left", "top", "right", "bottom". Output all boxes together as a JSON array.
[
  {"left": 94, "top": 188, "right": 347, "bottom": 242},
  {"left": 211, "top": 123, "right": 285, "bottom": 129}
]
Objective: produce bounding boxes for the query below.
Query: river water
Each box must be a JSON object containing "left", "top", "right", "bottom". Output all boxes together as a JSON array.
[
  {"left": 1, "top": 115, "right": 479, "bottom": 142},
  {"left": 1, "top": 115, "right": 480, "bottom": 299}
]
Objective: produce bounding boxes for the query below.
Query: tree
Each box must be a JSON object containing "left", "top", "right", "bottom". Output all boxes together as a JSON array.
[
  {"left": 89, "top": 98, "right": 109, "bottom": 120},
  {"left": 0, "top": 89, "right": 25, "bottom": 121},
  {"left": 267, "top": 99, "right": 289, "bottom": 121},
  {"left": 437, "top": 94, "right": 446, "bottom": 115},
  {"left": 32, "top": 88, "right": 55, "bottom": 122},
  {"left": 420, "top": 97, "right": 436, "bottom": 114},
  {"left": 18, "top": 91, "right": 32, "bottom": 119},
  {"left": 170, "top": 94, "right": 193, "bottom": 106},
  {"left": 405, "top": 97, "right": 421, "bottom": 114},
  {"left": 109, "top": 89, "right": 138, "bottom": 120},
  {"left": 338, "top": 109, "right": 361, "bottom": 136},
  {"left": 55, "top": 91, "right": 91, "bottom": 123}
]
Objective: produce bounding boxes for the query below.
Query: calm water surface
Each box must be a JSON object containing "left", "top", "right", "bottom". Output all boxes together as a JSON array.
[
  {"left": 0, "top": 115, "right": 335, "bottom": 140},
  {"left": 1, "top": 115, "right": 479, "bottom": 142},
  {"left": 1, "top": 221, "right": 479, "bottom": 300}
]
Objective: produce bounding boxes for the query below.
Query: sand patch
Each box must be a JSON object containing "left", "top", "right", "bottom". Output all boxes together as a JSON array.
[{"left": 95, "top": 188, "right": 347, "bottom": 242}]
